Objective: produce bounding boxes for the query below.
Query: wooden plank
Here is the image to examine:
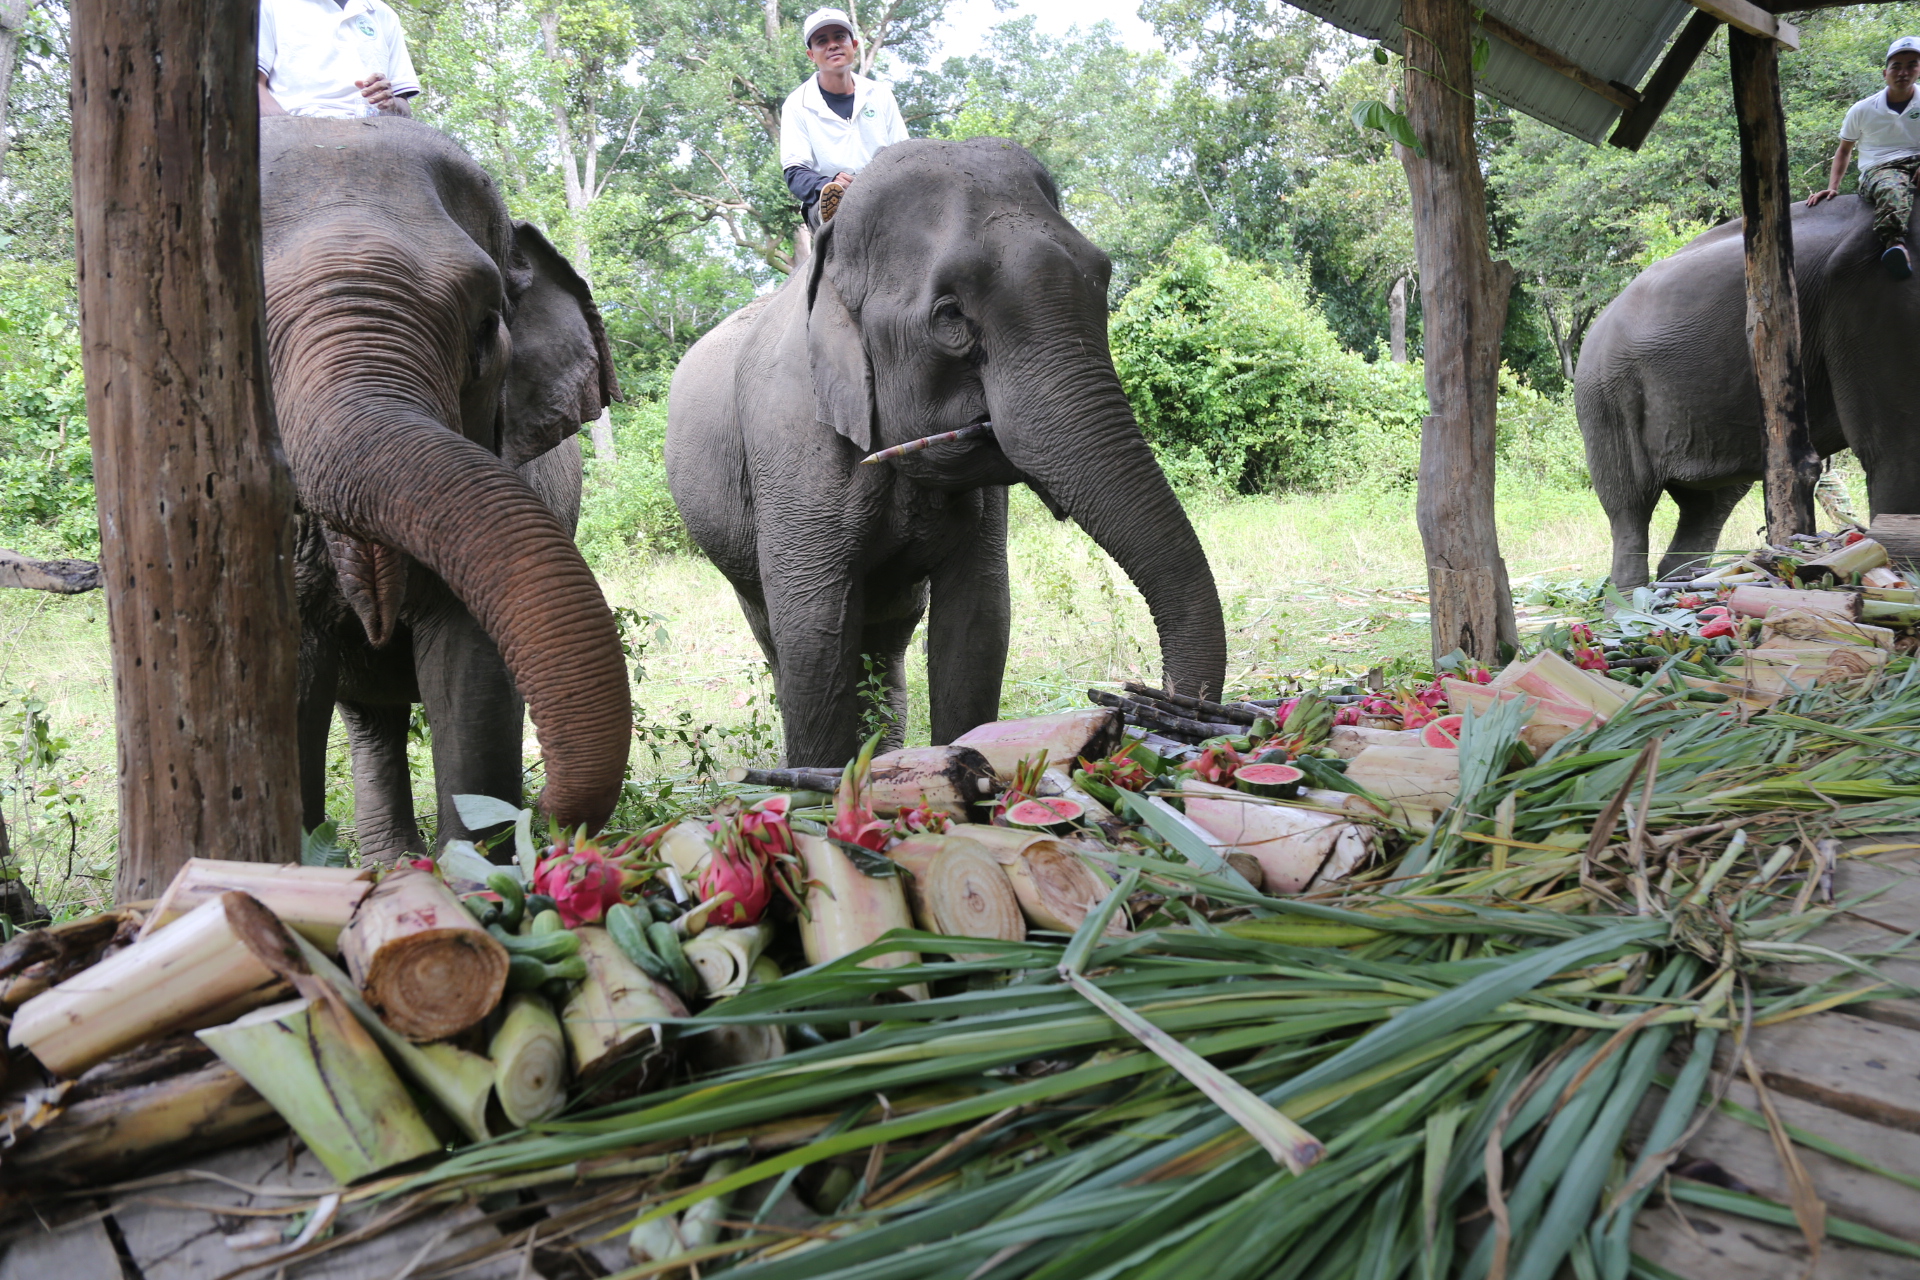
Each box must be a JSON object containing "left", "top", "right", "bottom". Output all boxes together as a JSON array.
[
  {"left": 1633, "top": 1202, "right": 1914, "bottom": 1278},
  {"left": 1613, "top": 11, "right": 1722, "bottom": 152},
  {"left": 0, "top": 1215, "right": 122, "bottom": 1280},
  {"left": 1770, "top": 854, "right": 1920, "bottom": 1031},
  {"left": 1727, "top": 1011, "right": 1920, "bottom": 1134},
  {"left": 1729, "top": 28, "right": 1821, "bottom": 544},
  {"left": 1689, "top": 0, "right": 1800, "bottom": 50},
  {"left": 1476, "top": 12, "right": 1638, "bottom": 110}
]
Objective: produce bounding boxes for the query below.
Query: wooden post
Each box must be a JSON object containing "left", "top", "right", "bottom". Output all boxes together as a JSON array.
[
  {"left": 1398, "top": 0, "right": 1518, "bottom": 663},
  {"left": 1728, "top": 29, "right": 1820, "bottom": 544},
  {"left": 71, "top": 0, "right": 302, "bottom": 901}
]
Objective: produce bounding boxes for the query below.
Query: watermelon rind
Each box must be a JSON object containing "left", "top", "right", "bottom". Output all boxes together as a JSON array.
[
  {"left": 1234, "top": 762, "right": 1305, "bottom": 799},
  {"left": 1421, "top": 715, "right": 1465, "bottom": 749},
  {"left": 1003, "top": 797, "right": 1084, "bottom": 829}
]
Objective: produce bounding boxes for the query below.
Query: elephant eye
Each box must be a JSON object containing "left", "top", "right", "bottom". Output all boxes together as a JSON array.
[{"left": 930, "top": 296, "right": 973, "bottom": 350}]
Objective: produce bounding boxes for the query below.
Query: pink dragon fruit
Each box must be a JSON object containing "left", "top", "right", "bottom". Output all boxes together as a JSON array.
[
  {"left": 532, "top": 840, "right": 628, "bottom": 927},
  {"left": 829, "top": 734, "right": 890, "bottom": 852},
  {"left": 697, "top": 832, "right": 774, "bottom": 926}
]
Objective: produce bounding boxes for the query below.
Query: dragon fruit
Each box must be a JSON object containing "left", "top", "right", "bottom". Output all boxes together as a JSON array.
[
  {"left": 697, "top": 832, "right": 774, "bottom": 926},
  {"left": 1079, "top": 748, "right": 1153, "bottom": 793},
  {"left": 532, "top": 837, "right": 629, "bottom": 927},
  {"left": 890, "top": 804, "right": 952, "bottom": 840},
  {"left": 1176, "top": 742, "right": 1241, "bottom": 786},
  {"left": 829, "top": 733, "right": 890, "bottom": 852},
  {"left": 1570, "top": 646, "right": 1610, "bottom": 673}
]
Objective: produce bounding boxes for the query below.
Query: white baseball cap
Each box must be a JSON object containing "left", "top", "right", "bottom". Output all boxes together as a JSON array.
[
  {"left": 1889, "top": 36, "right": 1920, "bottom": 62},
  {"left": 802, "top": 8, "right": 857, "bottom": 47}
]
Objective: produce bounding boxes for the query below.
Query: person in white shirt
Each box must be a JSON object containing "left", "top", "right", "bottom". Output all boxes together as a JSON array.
[
  {"left": 256, "top": 0, "right": 422, "bottom": 120},
  {"left": 1809, "top": 36, "right": 1920, "bottom": 279},
  {"left": 779, "top": 7, "right": 908, "bottom": 226}
]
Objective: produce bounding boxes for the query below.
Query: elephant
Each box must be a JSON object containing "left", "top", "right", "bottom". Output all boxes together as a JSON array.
[
  {"left": 665, "top": 137, "right": 1226, "bottom": 767},
  {"left": 259, "top": 115, "right": 630, "bottom": 864},
  {"left": 1576, "top": 192, "right": 1913, "bottom": 587}
]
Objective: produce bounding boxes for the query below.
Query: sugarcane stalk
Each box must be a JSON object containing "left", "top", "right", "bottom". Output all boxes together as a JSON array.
[
  {"left": 491, "top": 993, "right": 566, "bottom": 1127},
  {"left": 857, "top": 421, "right": 993, "bottom": 465},
  {"left": 139, "top": 858, "right": 373, "bottom": 952},
  {"left": 886, "top": 835, "right": 1026, "bottom": 957},
  {"left": 726, "top": 765, "right": 843, "bottom": 793},
  {"left": 562, "top": 926, "right": 687, "bottom": 1083},
  {"left": 1123, "top": 682, "right": 1264, "bottom": 725},
  {"left": 795, "top": 833, "right": 922, "bottom": 989},
  {"left": 198, "top": 993, "right": 440, "bottom": 1182},
  {"left": 1086, "top": 689, "right": 1240, "bottom": 742},
  {"left": 341, "top": 866, "right": 510, "bottom": 1041},
  {"left": 7, "top": 894, "right": 289, "bottom": 1077}
]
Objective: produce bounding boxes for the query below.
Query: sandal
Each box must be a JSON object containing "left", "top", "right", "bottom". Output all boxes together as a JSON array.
[{"left": 1884, "top": 244, "right": 1912, "bottom": 280}]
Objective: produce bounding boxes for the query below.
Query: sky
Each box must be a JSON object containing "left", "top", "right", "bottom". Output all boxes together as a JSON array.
[{"left": 926, "top": 0, "right": 1162, "bottom": 64}]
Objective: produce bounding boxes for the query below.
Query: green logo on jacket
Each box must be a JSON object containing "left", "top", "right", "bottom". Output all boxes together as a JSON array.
[{"left": 863, "top": 106, "right": 876, "bottom": 118}]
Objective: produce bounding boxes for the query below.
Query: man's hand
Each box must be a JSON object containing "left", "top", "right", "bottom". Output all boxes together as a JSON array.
[
  {"left": 357, "top": 73, "right": 412, "bottom": 116},
  {"left": 1808, "top": 187, "right": 1839, "bottom": 207},
  {"left": 257, "top": 71, "right": 287, "bottom": 116},
  {"left": 834, "top": 171, "right": 855, "bottom": 186}
]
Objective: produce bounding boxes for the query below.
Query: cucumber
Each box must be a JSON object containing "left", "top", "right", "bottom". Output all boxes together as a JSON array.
[
  {"left": 487, "top": 924, "right": 580, "bottom": 961},
  {"left": 607, "top": 904, "right": 677, "bottom": 983},
  {"left": 524, "top": 893, "right": 558, "bottom": 922},
  {"left": 648, "top": 897, "right": 680, "bottom": 922},
  {"left": 485, "top": 872, "right": 526, "bottom": 931},
  {"left": 1685, "top": 690, "right": 1731, "bottom": 703},
  {"left": 530, "top": 909, "right": 564, "bottom": 935},
  {"left": 462, "top": 896, "right": 501, "bottom": 927},
  {"left": 506, "top": 954, "right": 587, "bottom": 991},
  {"left": 646, "top": 921, "right": 701, "bottom": 996}
]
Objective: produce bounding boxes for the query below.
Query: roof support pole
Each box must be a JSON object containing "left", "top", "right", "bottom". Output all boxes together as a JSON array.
[
  {"left": 71, "top": 0, "right": 302, "bottom": 900},
  {"left": 1398, "top": 0, "right": 1517, "bottom": 663},
  {"left": 1729, "top": 27, "right": 1820, "bottom": 544}
]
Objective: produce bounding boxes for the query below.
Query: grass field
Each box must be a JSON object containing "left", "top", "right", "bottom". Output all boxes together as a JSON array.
[{"left": 0, "top": 476, "right": 1766, "bottom": 917}]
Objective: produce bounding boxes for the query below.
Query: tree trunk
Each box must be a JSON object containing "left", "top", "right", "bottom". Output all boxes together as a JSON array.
[
  {"left": 764, "top": 0, "right": 779, "bottom": 44},
  {"left": 1397, "top": 0, "right": 1518, "bottom": 663},
  {"left": 71, "top": 0, "right": 302, "bottom": 902},
  {"left": 539, "top": 8, "right": 593, "bottom": 272},
  {"left": 589, "top": 407, "right": 616, "bottom": 462},
  {"left": 0, "top": 0, "right": 32, "bottom": 179},
  {"left": 1729, "top": 29, "right": 1819, "bottom": 543},
  {"left": 1388, "top": 276, "right": 1408, "bottom": 363}
]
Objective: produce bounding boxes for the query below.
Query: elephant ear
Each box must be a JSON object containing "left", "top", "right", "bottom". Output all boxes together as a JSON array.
[
  {"left": 806, "top": 222, "right": 874, "bottom": 452},
  {"left": 500, "top": 221, "right": 620, "bottom": 470}
]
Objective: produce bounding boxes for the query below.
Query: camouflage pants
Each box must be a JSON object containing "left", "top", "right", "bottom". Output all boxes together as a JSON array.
[{"left": 1860, "top": 153, "right": 1920, "bottom": 246}]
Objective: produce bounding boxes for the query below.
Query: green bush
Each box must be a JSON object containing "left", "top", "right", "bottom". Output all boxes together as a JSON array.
[
  {"left": 1108, "top": 233, "right": 1588, "bottom": 496},
  {"left": 576, "top": 397, "right": 694, "bottom": 567},
  {"left": 0, "top": 265, "right": 96, "bottom": 557}
]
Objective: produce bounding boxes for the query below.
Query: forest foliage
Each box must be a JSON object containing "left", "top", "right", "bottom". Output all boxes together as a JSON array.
[{"left": 3, "top": 2, "right": 1918, "bottom": 558}]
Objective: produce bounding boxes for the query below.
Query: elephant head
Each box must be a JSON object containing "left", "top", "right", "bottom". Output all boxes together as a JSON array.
[
  {"left": 806, "top": 138, "right": 1227, "bottom": 698},
  {"left": 259, "top": 117, "right": 629, "bottom": 829}
]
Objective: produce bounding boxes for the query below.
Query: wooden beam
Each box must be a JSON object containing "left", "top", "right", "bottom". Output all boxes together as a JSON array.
[
  {"left": 1689, "top": 0, "right": 1798, "bottom": 50},
  {"left": 71, "top": 0, "right": 302, "bottom": 900},
  {"left": 1477, "top": 12, "right": 1639, "bottom": 111},
  {"left": 1728, "top": 29, "right": 1821, "bottom": 545},
  {"left": 1611, "top": 11, "right": 1722, "bottom": 151},
  {"left": 1399, "top": 0, "right": 1518, "bottom": 663}
]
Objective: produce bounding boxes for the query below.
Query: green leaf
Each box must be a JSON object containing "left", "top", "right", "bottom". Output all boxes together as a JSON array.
[
  {"left": 827, "top": 837, "right": 902, "bottom": 878},
  {"left": 1473, "top": 32, "right": 1491, "bottom": 78},
  {"left": 300, "top": 819, "right": 351, "bottom": 868},
  {"left": 1373, "top": 44, "right": 1390, "bottom": 65}
]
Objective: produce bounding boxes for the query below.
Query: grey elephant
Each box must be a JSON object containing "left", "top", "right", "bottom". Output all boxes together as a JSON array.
[
  {"left": 260, "top": 116, "right": 630, "bottom": 864},
  {"left": 666, "top": 138, "right": 1226, "bottom": 767},
  {"left": 1577, "top": 193, "right": 1911, "bottom": 587}
]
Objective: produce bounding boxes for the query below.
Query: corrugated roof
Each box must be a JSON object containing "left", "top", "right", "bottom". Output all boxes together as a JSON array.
[{"left": 1287, "top": 0, "right": 1695, "bottom": 143}]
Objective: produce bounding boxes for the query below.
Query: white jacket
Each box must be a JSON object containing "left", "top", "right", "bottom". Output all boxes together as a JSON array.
[{"left": 779, "top": 72, "right": 908, "bottom": 180}]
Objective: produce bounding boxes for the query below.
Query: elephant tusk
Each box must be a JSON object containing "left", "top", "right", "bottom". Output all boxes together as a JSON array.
[{"left": 859, "top": 421, "right": 994, "bottom": 465}]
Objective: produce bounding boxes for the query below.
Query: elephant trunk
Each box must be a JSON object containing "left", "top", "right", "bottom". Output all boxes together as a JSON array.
[
  {"left": 282, "top": 394, "right": 629, "bottom": 829},
  {"left": 988, "top": 322, "right": 1227, "bottom": 700}
]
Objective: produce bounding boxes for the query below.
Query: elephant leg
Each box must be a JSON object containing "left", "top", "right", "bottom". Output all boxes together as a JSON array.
[
  {"left": 734, "top": 586, "right": 780, "bottom": 683},
  {"left": 860, "top": 593, "right": 927, "bottom": 754},
  {"left": 297, "top": 633, "right": 339, "bottom": 833},
  {"left": 1657, "top": 484, "right": 1752, "bottom": 583},
  {"left": 413, "top": 605, "right": 528, "bottom": 846},
  {"left": 338, "top": 700, "right": 424, "bottom": 866},
  {"left": 764, "top": 573, "right": 867, "bottom": 767},
  {"left": 928, "top": 487, "right": 1010, "bottom": 745},
  {"left": 1600, "top": 486, "right": 1661, "bottom": 590}
]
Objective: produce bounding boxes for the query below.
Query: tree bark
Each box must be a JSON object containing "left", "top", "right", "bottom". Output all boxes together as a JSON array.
[
  {"left": 70, "top": 0, "right": 301, "bottom": 903},
  {"left": 1729, "top": 29, "right": 1819, "bottom": 543},
  {"left": 1388, "top": 276, "right": 1408, "bottom": 363},
  {"left": 1398, "top": 0, "right": 1518, "bottom": 663},
  {"left": 0, "top": 0, "right": 32, "bottom": 178}
]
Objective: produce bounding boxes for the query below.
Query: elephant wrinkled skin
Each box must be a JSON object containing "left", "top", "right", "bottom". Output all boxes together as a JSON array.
[
  {"left": 261, "top": 116, "right": 628, "bottom": 863},
  {"left": 666, "top": 138, "right": 1226, "bottom": 767},
  {"left": 1577, "top": 193, "right": 1913, "bottom": 587}
]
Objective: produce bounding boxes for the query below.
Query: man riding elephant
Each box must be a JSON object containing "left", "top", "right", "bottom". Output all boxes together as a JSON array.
[
  {"left": 1808, "top": 36, "right": 1920, "bottom": 279},
  {"left": 780, "top": 7, "right": 907, "bottom": 227},
  {"left": 257, "top": 0, "right": 422, "bottom": 120}
]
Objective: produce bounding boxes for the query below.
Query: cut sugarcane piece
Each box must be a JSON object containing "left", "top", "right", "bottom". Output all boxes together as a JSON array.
[
  {"left": 8, "top": 894, "right": 288, "bottom": 1078},
  {"left": 692, "top": 957, "right": 787, "bottom": 1071},
  {"left": 198, "top": 994, "right": 439, "bottom": 1183},
  {"left": 1179, "top": 780, "right": 1375, "bottom": 893},
  {"left": 795, "top": 834, "right": 923, "bottom": 985},
  {"left": 490, "top": 993, "right": 565, "bottom": 1127},
  {"left": 1794, "top": 537, "right": 1888, "bottom": 584},
  {"left": 887, "top": 835, "right": 1026, "bottom": 957},
  {"left": 286, "top": 931, "right": 491, "bottom": 1143},
  {"left": 341, "top": 867, "right": 509, "bottom": 1041},
  {"left": 1758, "top": 608, "right": 1893, "bottom": 650},
  {"left": 1330, "top": 725, "right": 1424, "bottom": 758},
  {"left": 561, "top": 926, "right": 687, "bottom": 1083},
  {"left": 951, "top": 708, "right": 1123, "bottom": 777},
  {"left": 681, "top": 923, "right": 773, "bottom": 999},
  {"left": 1728, "top": 584, "right": 1862, "bottom": 620},
  {"left": 863, "top": 745, "right": 999, "bottom": 818},
  {"left": 1341, "top": 746, "right": 1462, "bottom": 829},
  {"left": 139, "top": 859, "right": 373, "bottom": 952},
  {"left": 0, "top": 1060, "right": 282, "bottom": 1186}
]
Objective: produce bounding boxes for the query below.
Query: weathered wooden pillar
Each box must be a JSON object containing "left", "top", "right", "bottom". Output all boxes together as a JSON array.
[
  {"left": 1398, "top": 0, "right": 1517, "bottom": 662},
  {"left": 71, "top": 0, "right": 301, "bottom": 901},
  {"left": 1729, "top": 28, "right": 1820, "bottom": 544}
]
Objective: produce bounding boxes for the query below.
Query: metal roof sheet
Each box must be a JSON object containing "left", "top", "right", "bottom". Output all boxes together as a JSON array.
[{"left": 1287, "top": 0, "right": 1695, "bottom": 143}]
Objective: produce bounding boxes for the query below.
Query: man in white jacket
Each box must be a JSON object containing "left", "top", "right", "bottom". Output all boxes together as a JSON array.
[{"left": 780, "top": 7, "right": 908, "bottom": 225}]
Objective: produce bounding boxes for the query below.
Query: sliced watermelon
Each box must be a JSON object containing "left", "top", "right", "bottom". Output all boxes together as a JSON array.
[
  {"left": 1002, "top": 797, "right": 1084, "bottom": 830},
  {"left": 1421, "top": 714, "right": 1464, "bottom": 749},
  {"left": 1234, "top": 762, "right": 1305, "bottom": 799}
]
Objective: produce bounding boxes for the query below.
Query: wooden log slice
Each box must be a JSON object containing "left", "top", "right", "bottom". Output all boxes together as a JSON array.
[{"left": 340, "top": 868, "right": 508, "bottom": 1042}]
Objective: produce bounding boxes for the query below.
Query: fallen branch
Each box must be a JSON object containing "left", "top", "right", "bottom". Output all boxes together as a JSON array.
[{"left": 0, "top": 549, "right": 101, "bottom": 594}]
